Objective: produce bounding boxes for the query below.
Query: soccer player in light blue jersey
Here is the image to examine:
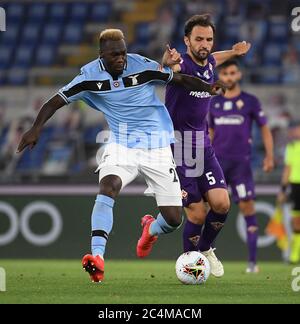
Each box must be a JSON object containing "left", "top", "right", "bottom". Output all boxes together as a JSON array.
[{"left": 17, "top": 29, "right": 225, "bottom": 282}]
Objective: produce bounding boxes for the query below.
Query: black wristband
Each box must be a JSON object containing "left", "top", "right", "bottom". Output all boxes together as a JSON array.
[{"left": 281, "top": 184, "right": 288, "bottom": 194}]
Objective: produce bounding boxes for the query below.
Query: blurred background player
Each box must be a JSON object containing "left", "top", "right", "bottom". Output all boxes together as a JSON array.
[
  {"left": 277, "top": 120, "right": 300, "bottom": 264},
  {"left": 160, "top": 14, "right": 251, "bottom": 277},
  {"left": 16, "top": 28, "right": 224, "bottom": 282},
  {"left": 209, "top": 60, "right": 274, "bottom": 273}
]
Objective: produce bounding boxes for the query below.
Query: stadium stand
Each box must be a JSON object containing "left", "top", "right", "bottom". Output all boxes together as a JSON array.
[{"left": 0, "top": 0, "right": 299, "bottom": 183}]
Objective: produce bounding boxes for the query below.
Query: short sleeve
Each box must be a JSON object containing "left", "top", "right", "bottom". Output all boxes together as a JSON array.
[
  {"left": 179, "top": 58, "right": 187, "bottom": 74},
  {"left": 251, "top": 97, "right": 267, "bottom": 127},
  {"left": 57, "top": 68, "right": 87, "bottom": 104}
]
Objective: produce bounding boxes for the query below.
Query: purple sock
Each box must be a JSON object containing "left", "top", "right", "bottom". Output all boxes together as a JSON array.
[
  {"left": 183, "top": 219, "right": 203, "bottom": 252},
  {"left": 245, "top": 215, "right": 258, "bottom": 264},
  {"left": 198, "top": 210, "right": 228, "bottom": 252}
]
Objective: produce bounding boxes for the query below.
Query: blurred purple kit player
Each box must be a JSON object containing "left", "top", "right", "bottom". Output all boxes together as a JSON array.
[
  {"left": 209, "top": 93, "right": 267, "bottom": 203},
  {"left": 209, "top": 59, "right": 274, "bottom": 272}
]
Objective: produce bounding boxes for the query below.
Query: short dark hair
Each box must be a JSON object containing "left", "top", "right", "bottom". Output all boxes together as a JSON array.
[
  {"left": 218, "top": 60, "right": 240, "bottom": 71},
  {"left": 184, "top": 14, "right": 216, "bottom": 37}
]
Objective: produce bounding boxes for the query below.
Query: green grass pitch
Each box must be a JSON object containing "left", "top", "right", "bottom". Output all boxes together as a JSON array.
[{"left": 0, "top": 260, "right": 299, "bottom": 304}]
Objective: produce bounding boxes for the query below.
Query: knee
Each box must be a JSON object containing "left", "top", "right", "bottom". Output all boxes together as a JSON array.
[
  {"left": 239, "top": 200, "right": 255, "bottom": 216},
  {"left": 99, "top": 175, "right": 122, "bottom": 199},
  {"left": 168, "top": 209, "right": 183, "bottom": 228},
  {"left": 211, "top": 199, "right": 230, "bottom": 215},
  {"left": 168, "top": 216, "right": 183, "bottom": 228}
]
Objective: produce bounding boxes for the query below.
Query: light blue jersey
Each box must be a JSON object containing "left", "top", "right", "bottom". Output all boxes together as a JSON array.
[{"left": 58, "top": 54, "right": 175, "bottom": 149}]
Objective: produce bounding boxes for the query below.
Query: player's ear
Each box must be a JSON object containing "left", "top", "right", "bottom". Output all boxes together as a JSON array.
[
  {"left": 237, "top": 70, "right": 242, "bottom": 81},
  {"left": 184, "top": 36, "right": 190, "bottom": 48}
]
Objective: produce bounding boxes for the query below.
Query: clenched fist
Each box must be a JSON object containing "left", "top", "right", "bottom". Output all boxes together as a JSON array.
[{"left": 232, "top": 41, "right": 251, "bottom": 56}]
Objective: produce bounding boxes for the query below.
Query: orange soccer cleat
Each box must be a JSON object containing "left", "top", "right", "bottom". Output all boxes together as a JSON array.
[
  {"left": 82, "top": 254, "right": 105, "bottom": 282},
  {"left": 136, "top": 215, "right": 158, "bottom": 258}
]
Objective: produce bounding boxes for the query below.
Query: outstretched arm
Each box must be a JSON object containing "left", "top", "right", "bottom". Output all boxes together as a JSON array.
[
  {"left": 212, "top": 41, "right": 251, "bottom": 67},
  {"left": 170, "top": 72, "right": 227, "bottom": 95},
  {"left": 17, "top": 94, "right": 66, "bottom": 153}
]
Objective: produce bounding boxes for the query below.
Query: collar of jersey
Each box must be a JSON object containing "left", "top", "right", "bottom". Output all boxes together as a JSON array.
[{"left": 184, "top": 53, "right": 210, "bottom": 71}]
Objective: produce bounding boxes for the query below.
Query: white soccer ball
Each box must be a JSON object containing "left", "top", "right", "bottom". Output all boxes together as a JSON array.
[{"left": 175, "top": 251, "right": 210, "bottom": 285}]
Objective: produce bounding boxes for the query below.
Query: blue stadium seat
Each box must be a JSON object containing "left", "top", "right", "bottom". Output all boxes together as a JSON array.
[
  {"left": 16, "top": 127, "right": 55, "bottom": 171},
  {"left": 48, "top": 3, "right": 67, "bottom": 23},
  {"left": 63, "top": 23, "right": 84, "bottom": 44},
  {"left": 84, "top": 125, "right": 103, "bottom": 144},
  {"left": 135, "top": 23, "right": 151, "bottom": 46},
  {"left": 7, "top": 68, "right": 27, "bottom": 85},
  {"left": 263, "top": 43, "right": 284, "bottom": 65},
  {"left": 27, "top": 2, "right": 48, "bottom": 23},
  {"left": 6, "top": 3, "right": 25, "bottom": 22},
  {"left": 70, "top": 3, "right": 89, "bottom": 21},
  {"left": 35, "top": 45, "right": 56, "bottom": 66},
  {"left": 0, "top": 70, "right": 6, "bottom": 85},
  {"left": 172, "top": 42, "right": 187, "bottom": 55},
  {"left": 260, "top": 69, "right": 280, "bottom": 84},
  {"left": 0, "top": 24, "right": 19, "bottom": 46},
  {"left": 90, "top": 2, "right": 112, "bottom": 22},
  {"left": 42, "top": 23, "right": 62, "bottom": 45},
  {"left": 22, "top": 24, "right": 40, "bottom": 45},
  {"left": 223, "top": 17, "right": 242, "bottom": 42},
  {"left": 13, "top": 44, "right": 35, "bottom": 68},
  {"left": 0, "top": 45, "right": 14, "bottom": 69},
  {"left": 269, "top": 18, "right": 288, "bottom": 41}
]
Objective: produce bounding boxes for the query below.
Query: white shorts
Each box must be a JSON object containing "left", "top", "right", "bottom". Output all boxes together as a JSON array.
[{"left": 95, "top": 143, "right": 182, "bottom": 206}]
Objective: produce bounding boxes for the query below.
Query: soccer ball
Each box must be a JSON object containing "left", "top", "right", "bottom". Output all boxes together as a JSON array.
[{"left": 175, "top": 251, "right": 210, "bottom": 285}]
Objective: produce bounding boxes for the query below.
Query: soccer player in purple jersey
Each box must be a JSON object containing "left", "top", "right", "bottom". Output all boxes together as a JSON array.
[
  {"left": 159, "top": 14, "right": 251, "bottom": 277},
  {"left": 209, "top": 60, "right": 274, "bottom": 273}
]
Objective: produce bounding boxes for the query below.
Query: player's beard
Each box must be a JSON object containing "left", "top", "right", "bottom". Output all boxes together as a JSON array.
[
  {"left": 227, "top": 82, "right": 238, "bottom": 90},
  {"left": 190, "top": 47, "right": 210, "bottom": 64}
]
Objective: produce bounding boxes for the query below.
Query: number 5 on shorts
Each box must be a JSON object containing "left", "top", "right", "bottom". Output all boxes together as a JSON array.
[{"left": 206, "top": 172, "right": 216, "bottom": 185}]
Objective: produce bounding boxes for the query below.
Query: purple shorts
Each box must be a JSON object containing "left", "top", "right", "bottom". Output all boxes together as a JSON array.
[
  {"left": 175, "top": 146, "right": 227, "bottom": 207},
  {"left": 217, "top": 156, "right": 255, "bottom": 203}
]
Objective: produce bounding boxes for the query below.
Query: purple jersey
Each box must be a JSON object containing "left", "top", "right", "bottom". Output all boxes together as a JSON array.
[
  {"left": 209, "top": 91, "right": 267, "bottom": 159},
  {"left": 165, "top": 53, "right": 216, "bottom": 149}
]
